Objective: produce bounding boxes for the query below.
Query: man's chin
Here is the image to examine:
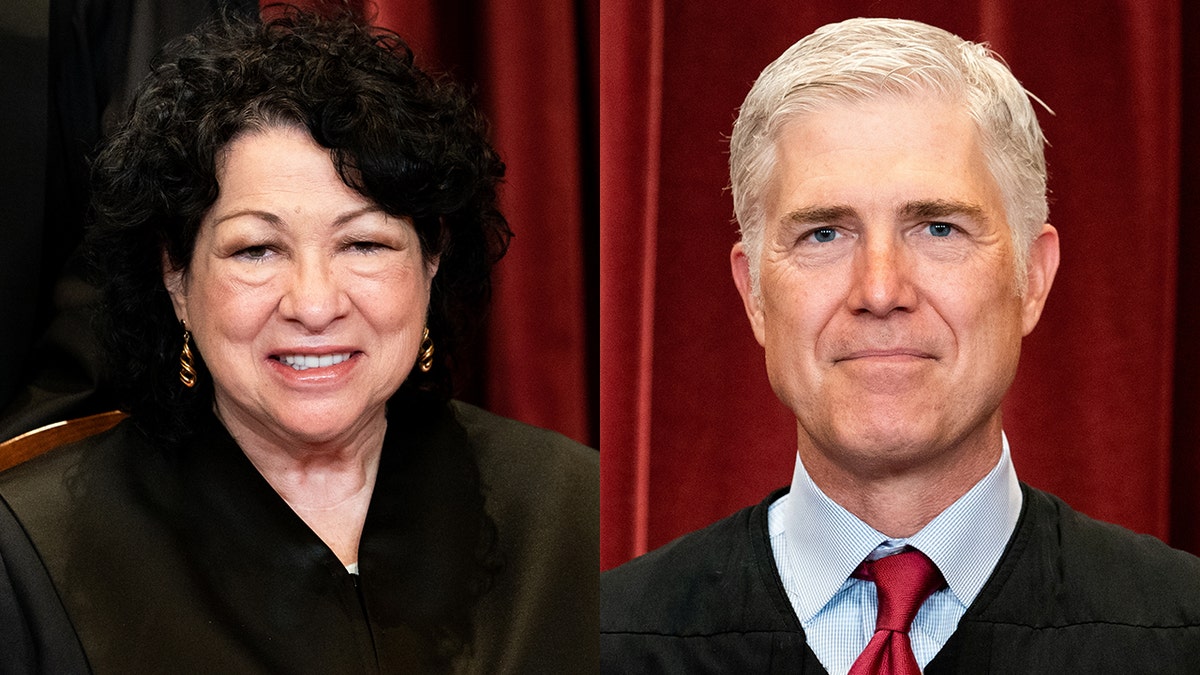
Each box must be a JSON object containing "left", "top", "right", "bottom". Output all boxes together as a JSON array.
[
  {"left": 799, "top": 412, "right": 1003, "bottom": 480},
  {"left": 835, "top": 434, "right": 932, "bottom": 465}
]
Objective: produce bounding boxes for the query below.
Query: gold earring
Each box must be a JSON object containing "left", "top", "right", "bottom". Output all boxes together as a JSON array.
[
  {"left": 418, "top": 326, "right": 434, "bottom": 373},
  {"left": 179, "top": 321, "right": 197, "bottom": 388}
]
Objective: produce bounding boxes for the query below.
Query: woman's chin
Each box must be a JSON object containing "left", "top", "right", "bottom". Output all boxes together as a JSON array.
[
  {"left": 218, "top": 398, "right": 387, "bottom": 451},
  {"left": 273, "top": 410, "right": 382, "bottom": 447}
]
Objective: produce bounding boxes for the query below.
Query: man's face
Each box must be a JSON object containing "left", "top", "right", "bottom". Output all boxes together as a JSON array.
[{"left": 731, "top": 95, "right": 1058, "bottom": 479}]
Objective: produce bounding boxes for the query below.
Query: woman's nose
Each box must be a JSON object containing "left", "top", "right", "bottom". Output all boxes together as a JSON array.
[{"left": 278, "top": 255, "right": 349, "bottom": 330}]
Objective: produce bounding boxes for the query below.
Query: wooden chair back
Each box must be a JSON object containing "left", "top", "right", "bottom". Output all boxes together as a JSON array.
[{"left": 0, "top": 410, "right": 127, "bottom": 472}]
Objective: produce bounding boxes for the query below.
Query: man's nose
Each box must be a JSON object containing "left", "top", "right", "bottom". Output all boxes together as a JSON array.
[
  {"left": 846, "top": 236, "right": 918, "bottom": 316},
  {"left": 278, "top": 255, "right": 349, "bottom": 331}
]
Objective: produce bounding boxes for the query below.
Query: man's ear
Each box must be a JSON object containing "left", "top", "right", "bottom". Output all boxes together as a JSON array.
[
  {"left": 731, "top": 243, "right": 767, "bottom": 347},
  {"left": 1020, "top": 223, "right": 1060, "bottom": 336},
  {"left": 161, "top": 250, "right": 189, "bottom": 324}
]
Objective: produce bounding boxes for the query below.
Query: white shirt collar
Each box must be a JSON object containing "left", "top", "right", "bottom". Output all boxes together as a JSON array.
[{"left": 779, "top": 433, "right": 1022, "bottom": 621}]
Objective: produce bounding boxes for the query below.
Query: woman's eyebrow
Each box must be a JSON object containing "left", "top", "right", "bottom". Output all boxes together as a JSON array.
[{"left": 208, "top": 205, "right": 384, "bottom": 229}]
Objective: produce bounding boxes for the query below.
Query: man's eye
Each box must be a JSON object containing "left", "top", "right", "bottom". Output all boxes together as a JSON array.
[
  {"left": 809, "top": 228, "right": 838, "bottom": 243},
  {"left": 928, "top": 222, "right": 954, "bottom": 238}
]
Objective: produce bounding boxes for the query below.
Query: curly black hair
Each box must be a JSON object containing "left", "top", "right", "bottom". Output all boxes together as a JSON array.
[{"left": 86, "top": 5, "right": 511, "bottom": 442}]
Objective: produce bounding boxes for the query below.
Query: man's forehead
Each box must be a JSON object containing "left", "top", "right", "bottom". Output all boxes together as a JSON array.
[{"left": 763, "top": 96, "right": 1006, "bottom": 229}]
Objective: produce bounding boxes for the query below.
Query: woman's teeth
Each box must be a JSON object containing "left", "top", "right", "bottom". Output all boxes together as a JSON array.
[{"left": 277, "top": 353, "right": 351, "bottom": 371}]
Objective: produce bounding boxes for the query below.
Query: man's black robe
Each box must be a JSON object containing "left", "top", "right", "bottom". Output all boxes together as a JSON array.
[{"left": 602, "top": 485, "right": 1200, "bottom": 673}]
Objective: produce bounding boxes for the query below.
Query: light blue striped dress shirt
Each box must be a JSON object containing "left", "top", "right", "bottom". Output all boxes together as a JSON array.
[{"left": 767, "top": 435, "right": 1022, "bottom": 675}]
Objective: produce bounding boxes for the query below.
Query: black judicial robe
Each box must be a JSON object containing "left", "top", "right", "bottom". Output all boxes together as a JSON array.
[
  {"left": 601, "top": 485, "right": 1200, "bottom": 674},
  {"left": 0, "top": 400, "right": 599, "bottom": 674}
]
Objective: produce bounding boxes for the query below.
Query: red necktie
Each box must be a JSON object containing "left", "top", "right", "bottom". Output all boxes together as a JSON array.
[{"left": 847, "top": 549, "right": 946, "bottom": 675}]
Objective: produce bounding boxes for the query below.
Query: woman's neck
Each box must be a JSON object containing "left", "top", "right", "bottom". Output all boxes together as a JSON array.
[{"left": 219, "top": 406, "right": 388, "bottom": 566}]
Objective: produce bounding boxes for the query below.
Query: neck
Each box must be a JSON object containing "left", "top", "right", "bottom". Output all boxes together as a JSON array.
[
  {"left": 218, "top": 407, "right": 388, "bottom": 566},
  {"left": 799, "top": 418, "right": 1003, "bottom": 538}
]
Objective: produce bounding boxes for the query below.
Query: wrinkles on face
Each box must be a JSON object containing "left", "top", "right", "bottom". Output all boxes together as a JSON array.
[
  {"left": 754, "top": 95, "right": 1023, "bottom": 481},
  {"left": 168, "top": 125, "right": 435, "bottom": 457}
]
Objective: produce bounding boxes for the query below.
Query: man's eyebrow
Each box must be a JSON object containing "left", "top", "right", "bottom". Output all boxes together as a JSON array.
[
  {"left": 780, "top": 200, "right": 988, "bottom": 227},
  {"left": 782, "top": 205, "right": 858, "bottom": 225},
  {"left": 900, "top": 199, "right": 988, "bottom": 222}
]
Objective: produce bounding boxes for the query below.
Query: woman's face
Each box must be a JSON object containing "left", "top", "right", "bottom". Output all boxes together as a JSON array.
[{"left": 164, "top": 125, "right": 436, "bottom": 449}]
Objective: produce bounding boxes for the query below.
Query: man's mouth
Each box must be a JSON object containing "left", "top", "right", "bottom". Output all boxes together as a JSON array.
[{"left": 835, "top": 348, "right": 936, "bottom": 362}]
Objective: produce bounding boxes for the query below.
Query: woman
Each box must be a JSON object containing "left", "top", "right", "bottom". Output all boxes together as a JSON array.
[{"left": 0, "top": 6, "right": 597, "bottom": 674}]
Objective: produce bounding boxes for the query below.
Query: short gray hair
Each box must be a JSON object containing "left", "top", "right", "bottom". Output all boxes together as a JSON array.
[{"left": 729, "top": 18, "right": 1048, "bottom": 295}]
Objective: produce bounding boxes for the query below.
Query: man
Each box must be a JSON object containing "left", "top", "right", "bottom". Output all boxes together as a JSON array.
[{"left": 601, "top": 17, "right": 1200, "bottom": 674}]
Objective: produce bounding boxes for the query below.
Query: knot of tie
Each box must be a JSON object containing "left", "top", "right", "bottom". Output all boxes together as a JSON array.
[{"left": 848, "top": 548, "right": 946, "bottom": 675}]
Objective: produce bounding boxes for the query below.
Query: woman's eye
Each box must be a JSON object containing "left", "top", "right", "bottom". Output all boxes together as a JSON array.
[
  {"left": 236, "top": 245, "right": 272, "bottom": 260},
  {"left": 927, "top": 222, "right": 955, "bottom": 238},
  {"left": 808, "top": 228, "right": 838, "bottom": 244},
  {"left": 348, "top": 241, "right": 386, "bottom": 254}
]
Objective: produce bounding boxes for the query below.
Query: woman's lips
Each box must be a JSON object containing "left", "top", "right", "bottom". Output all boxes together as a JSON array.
[{"left": 274, "top": 352, "right": 354, "bottom": 371}]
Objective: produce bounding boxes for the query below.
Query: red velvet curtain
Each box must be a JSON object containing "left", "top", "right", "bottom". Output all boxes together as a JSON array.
[
  {"left": 601, "top": 0, "right": 1199, "bottom": 569},
  {"left": 291, "top": 0, "right": 598, "bottom": 446}
]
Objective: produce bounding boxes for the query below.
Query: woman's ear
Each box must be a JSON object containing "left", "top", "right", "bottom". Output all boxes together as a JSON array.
[
  {"left": 161, "top": 250, "right": 189, "bottom": 323},
  {"left": 426, "top": 255, "right": 440, "bottom": 286}
]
